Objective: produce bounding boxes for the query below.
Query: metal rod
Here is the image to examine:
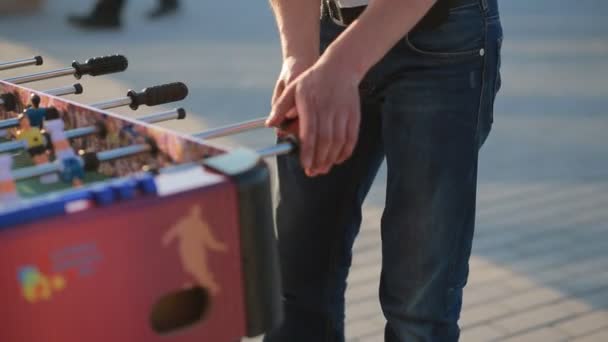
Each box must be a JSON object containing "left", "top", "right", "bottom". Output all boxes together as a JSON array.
[
  {"left": 56, "top": 109, "right": 184, "bottom": 139},
  {"left": 256, "top": 141, "right": 296, "bottom": 158},
  {"left": 137, "top": 108, "right": 186, "bottom": 124},
  {"left": 43, "top": 83, "right": 83, "bottom": 97},
  {"left": 0, "top": 125, "right": 98, "bottom": 153},
  {"left": 90, "top": 97, "right": 132, "bottom": 110},
  {"left": 12, "top": 162, "right": 61, "bottom": 181},
  {"left": 65, "top": 126, "right": 98, "bottom": 140},
  {"left": 0, "top": 107, "right": 183, "bottom": 152},
  {"left": 1, "top": 84, "right": 80, "bottom": 107},
  {"left": 4, "top": 67, "right": 74, "bottom": 85},
  {"left": 0, "top": 118, "right": 19, "bottom": 130},
  {"left": 96, "top": 144, "right": 151, "bottom": 162},
  {"left": 192, "top": 117, "right": 266, "bottom": 140},
  {"left": 0, "top": 85, "right": 85, "bottom": 129},
  {"left": 12, "top": 144, "right": 152, "bottom": 181},
  {"left": 0, "top": 56, "right": 42, "bottom": 71},
  {"left": 0, "top": 140, "right": 27, "bottom": 153}
]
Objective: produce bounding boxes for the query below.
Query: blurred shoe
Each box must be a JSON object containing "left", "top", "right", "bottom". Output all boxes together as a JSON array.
[
  {"left": 147, "top": 0, "right": 179, "bottom": 19},
  {"left": 67, "top": 2, "right": 121, "bottom": 29},
  {"left": 67, "top": 13, "right": 121, "bottom": 29}
]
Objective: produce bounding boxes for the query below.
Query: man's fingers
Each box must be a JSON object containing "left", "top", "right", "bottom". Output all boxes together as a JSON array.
[
  {"left": 285, "top": 107, "right": 298, "bottom": 119},
  {"left": 323, "top": 113, "right": 348, "bottom": 172},
  {"left": 277, "top": 115, "right": 299, "bottom": 137},
  {"left": 267, "top": 84, "right": 296, "bottom": 126},
  {"left": 336, "top": 108, "right": 360, "bottom": 165},
  {"left": 271, "top": 80, "right": 285, "bottom": 105},
  {"left": 298, "top": 92, "right": 317, "bottom": 171},
  {"left": 312, "top": 112, "right": 334, "bottom": 172}
]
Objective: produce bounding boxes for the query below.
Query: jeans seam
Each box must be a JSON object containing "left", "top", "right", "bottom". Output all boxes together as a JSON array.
[
  {"left": 440, "top": 1, "right": 488, "bottom": 317},
  {"left": 473, "top": 9, "right": 490, "bottom": 150},
  {"left": 323, "top": 179, "right": 360, "bottom": 342},
  {"left": 325, "top": 241, "right": 340, "bottom": 341}
]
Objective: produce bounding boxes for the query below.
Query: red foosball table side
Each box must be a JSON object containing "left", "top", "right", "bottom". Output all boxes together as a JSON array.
[{"left": 0, "top": 162, "right": 282, "bottom": 341}]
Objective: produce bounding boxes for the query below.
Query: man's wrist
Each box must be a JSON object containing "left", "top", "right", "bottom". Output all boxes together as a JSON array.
[
  {"left": 319, "top": 43, "right": 367, "bottom": 85},
  {"left": 283, "top": 53, "right": 319, "bottom": 66}
]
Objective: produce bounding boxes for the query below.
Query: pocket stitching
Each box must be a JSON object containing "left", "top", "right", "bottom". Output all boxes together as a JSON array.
[
  {"left": 450, "top": 2, "right": 480, "bottom": 11},
  {"left": 404, "top": 34, "right": 483, "bottom": 58}
]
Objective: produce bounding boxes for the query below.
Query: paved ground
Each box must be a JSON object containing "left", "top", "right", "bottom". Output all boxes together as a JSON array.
[{"left": 1, "top": 0, "right": 607, "bottom": 341}]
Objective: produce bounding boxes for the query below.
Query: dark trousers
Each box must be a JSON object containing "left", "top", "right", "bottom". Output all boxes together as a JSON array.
[{"left": 265, "top": 0, "right": 502, "bottom": 341}]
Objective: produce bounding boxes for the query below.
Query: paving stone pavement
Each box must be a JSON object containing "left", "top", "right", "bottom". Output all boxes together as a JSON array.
[{"left": 1, "top": 0, "right": 607, "bottom": 341}]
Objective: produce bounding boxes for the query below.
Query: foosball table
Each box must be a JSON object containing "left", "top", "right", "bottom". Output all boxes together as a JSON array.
[{"left": 0, "top": 55, "right": 292, "bottom": 341}]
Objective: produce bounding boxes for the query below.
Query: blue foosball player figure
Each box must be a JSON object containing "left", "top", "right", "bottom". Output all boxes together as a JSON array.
[
  {"left": 24, "top": 94, "right": 46, "bottom": 129},
  {"left": 24, "top": 108, "right": 46, "bottom": 129},
  {"left": 23, "top": 94, "right": 60, "bottom": 130},
  {"left": 59, "top": 157, "right": 85, "bottom": 187}
]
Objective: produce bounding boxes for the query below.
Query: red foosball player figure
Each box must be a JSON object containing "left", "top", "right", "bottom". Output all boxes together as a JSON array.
[
  {"left": 0, "top": 154, "right": 17, "bottom": 202},
  {"left": 45, "top": 119, "right": 85, "bottom": 187}
]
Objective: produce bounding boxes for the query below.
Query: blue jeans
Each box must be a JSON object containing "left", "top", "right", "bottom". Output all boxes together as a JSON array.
[{"left": 265, "top": 0, "right": 502, "bottom": 340}]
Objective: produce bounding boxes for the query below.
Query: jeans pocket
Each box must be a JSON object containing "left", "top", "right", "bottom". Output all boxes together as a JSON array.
[
  {"left": 495, "top": 36, "right": 503, "bottom": 94},
  {"left": 477, "top": 34, "right": 503, "bottom": 148},
  {"left": 405, "top": 3, "right": 485, "bottom": 58}
]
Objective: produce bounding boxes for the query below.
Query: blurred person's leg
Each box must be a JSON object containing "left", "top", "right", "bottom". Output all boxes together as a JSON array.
[
  {"left": 147, "top": 0, "right": 179, "bottom": 19},
  {"left": 67, "top": 0, "right": 124, "bottom": 29}
]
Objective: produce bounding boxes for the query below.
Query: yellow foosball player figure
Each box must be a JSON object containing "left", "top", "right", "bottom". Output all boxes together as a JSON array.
[
  {"left": 15, "top": 113, "right": 59, "bottom": 184},
  {"left": 15, "top": 113, "right": 47, "bottom": 165}
]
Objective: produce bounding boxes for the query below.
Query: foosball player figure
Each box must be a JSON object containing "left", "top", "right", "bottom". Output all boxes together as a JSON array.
[
  {"left": 15, "top": 113, "right": 48, "bottom": 165},
  {"left": 45, "top": 119, "right": 84, "bottom": 187},
  {"left": 14, "top": 113, "right": 59, "bottom": 185},
  {"left": 0, "top": 154, "right": 17, "bottom": 202},
  {"left": 24, "top": 95, "right": 45, "bottom": 129}
]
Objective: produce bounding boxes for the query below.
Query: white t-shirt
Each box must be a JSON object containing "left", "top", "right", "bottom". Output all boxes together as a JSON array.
[{"left": 335, "top": 0, "right": 369, "bottom": 8}]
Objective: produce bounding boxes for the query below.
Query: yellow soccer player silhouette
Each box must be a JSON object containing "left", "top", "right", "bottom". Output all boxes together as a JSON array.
[
  {"left": 19, "top": 266, "right": 66, "bottom": 303},
  {"left": 162, "top": 205, "right": 227, "bottom": 295}
]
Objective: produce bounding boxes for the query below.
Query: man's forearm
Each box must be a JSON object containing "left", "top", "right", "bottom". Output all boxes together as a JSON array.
[
  {"left": 270, "top": 0, "right": 321, "bottom": 60},
  {"left": 321, "top": 0, "right": 436, "bottom": 81}
]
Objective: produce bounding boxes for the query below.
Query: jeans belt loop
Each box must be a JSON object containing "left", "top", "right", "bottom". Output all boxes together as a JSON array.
[
  {"left": 480, "top": 0, "right": 488, "bottom": 11},
  {"left": 326, "top": 0, "right": 344, "bottom": 25}
]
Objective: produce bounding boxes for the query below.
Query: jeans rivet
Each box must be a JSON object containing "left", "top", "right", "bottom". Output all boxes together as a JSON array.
[{"left": 479, "top": 48, "right": 485, "bottom": 56}]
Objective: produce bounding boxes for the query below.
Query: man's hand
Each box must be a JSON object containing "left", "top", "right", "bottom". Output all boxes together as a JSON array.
[
  {"left": 268, "top": 0, "right": 436, "bottom": 177},
  {"left": 267, "top": 56, "right": 361, "bottom": 177},
  {"left": 272, "top": 55, "right": 318, "bottom": 105}
]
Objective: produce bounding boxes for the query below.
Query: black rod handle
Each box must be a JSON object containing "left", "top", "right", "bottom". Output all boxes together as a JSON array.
[
  {"left": 72, "top": 55, "right": 128, "bottom": 79},
  {"left": 127, "top": 82, "right": 188, "bottom": 110}
]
